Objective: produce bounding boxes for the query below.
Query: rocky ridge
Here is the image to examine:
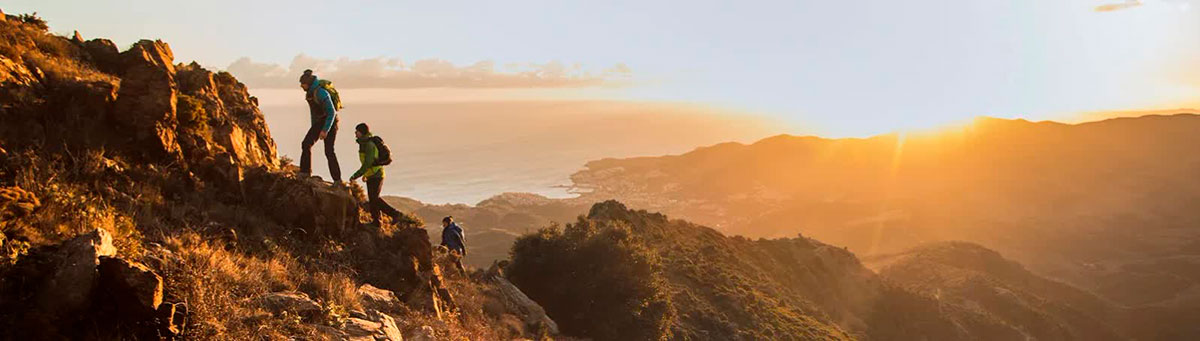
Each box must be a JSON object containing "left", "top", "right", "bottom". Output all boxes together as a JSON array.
[{"left": 0, "top": 12, "right": 557, "bottom": 340}]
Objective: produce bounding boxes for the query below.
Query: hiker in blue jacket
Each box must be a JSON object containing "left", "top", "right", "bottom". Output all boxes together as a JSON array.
[
  {"left": 441, "top": 216, "right": 467, "bottom": 274},
  {"left": 298, "top": 69, "right": 341, "bottom": 183}
]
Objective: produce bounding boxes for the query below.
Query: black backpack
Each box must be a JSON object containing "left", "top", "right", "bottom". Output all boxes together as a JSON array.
[{"left": 370, "top": 136, "right": 392, "bottom": 166}]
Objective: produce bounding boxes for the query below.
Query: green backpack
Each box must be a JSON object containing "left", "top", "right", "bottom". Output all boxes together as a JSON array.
[{"left": 316, "top": 79, "right": 344, "bottom": 110}]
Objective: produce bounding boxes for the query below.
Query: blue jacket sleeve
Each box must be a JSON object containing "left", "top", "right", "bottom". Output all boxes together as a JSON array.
[{"left": 316, "top": 88, "right": 336, "bottom": 132}]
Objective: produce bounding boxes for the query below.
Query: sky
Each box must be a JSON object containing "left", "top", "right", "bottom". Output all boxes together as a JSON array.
[{"left": 8, "top": 0, "right": 1199, "bottom": 137}]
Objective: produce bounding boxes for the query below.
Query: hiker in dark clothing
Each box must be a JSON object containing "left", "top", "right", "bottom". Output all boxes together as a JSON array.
[
  {"left": 348, "top": 123, "right": 400, "bottom": 226},
  {"left": 441, "top": 216, "right": 467, "bottom": 274},
  {"left": 298, "top": 69, "right": 341, "bottom": 183}
]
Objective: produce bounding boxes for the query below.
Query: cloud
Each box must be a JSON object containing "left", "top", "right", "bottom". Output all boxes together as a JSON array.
[
  {"left": 226, "top": 55, "right": 631, "bottom": 89},
  {"left": 1095, "top": 0, "right": 1144, "bottom": 12}
]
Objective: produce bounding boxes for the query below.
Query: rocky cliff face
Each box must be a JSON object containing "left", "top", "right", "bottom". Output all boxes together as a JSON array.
[{"left": 1, "top": 19, "right": 277, "bottom": 188}]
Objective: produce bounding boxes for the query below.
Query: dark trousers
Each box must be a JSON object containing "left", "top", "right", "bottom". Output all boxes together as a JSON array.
[
  {"left": 300, "top": 120, "right": 341, "bottom": 182},
  {"left": 366, "top": 175, "right": 401, "bottom": 224}
]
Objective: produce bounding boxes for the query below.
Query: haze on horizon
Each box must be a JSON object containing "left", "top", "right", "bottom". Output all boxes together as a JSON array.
[{"left": 11, "top": 0, "right": 1200, "bottom": 137}]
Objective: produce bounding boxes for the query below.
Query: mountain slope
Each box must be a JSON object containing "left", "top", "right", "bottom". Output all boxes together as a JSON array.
[
  {"left": 568, "top": 113, "right": 1200, "bottom": 324},
  {"left": 866, "top": 241, "right": 1123, "bottom": 340},
  {"left": 506, "top": 201, "right": 1123, "bottom": 340}
]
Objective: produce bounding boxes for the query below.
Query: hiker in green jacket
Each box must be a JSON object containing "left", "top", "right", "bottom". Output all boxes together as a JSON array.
[{"left": 348, "top": 123, "right": 401, "bottom": 226}]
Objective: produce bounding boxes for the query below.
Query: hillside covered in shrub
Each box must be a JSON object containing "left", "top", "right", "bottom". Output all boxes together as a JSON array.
[{"left": 506, "top": 201, "right": 1132, "bottom": 340}]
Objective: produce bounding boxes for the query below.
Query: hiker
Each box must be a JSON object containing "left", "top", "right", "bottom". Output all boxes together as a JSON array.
[
  {"left": 298, "top": 69, "right": 342, "bottom": 183},
  {"left": 348, "top": 123, "right": 401, "bottom": 226},
  {"left": 441, "top": 216, "right": 467, "bottom": 274}
]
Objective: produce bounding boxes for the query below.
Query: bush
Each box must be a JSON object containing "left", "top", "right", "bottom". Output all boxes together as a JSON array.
[
  {"left": 17, "top": 13, "right": 48, "bottom": 31},
  {"left": 176, "top": 94, "right": 209, "bottom": 128},
  {"left": 507, "top": 217, "right": 674, "bottom": 341}
]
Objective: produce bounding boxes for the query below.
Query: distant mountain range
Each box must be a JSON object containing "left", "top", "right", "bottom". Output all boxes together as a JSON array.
[{"left": 566, "top": 113, "right": 1200, "bottom": 338}]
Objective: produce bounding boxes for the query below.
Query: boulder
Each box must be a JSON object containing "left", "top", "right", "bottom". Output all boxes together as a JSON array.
[
  {"left": 242, "top": 169, "right": 357, "bottom": 235},
  {"left": 113, "top": 39, "right": 181, "bottom": 161},
  {"left": 313, "top": 324, "right": 349, "bottom": 339},
  {"left": 81, "top": 39, "right": 120, "bottom": 74},
  {"left": 155, "top": 302, "right": 187, "bottom": 337},
  {"left": 346, "top": 226, "right": 455, "bottom": 320},
  {"left": 404, "top": 325, "right": 436, "bottom": 341},
  {"left": 358, "top": 284, "right": 405, "bottom": 314},
  {"left": 0, "top": 54, "right": 37, "bottom": 86},
  {"left": 35, "top": 228, "right": 117, "bottom": 318},
  {"left": 389, "top": 228, "right": 456, "bottom": 319},
  {"left": 97, "top": 256, "right": 163, "bottom": 318},
  {"left": 343, "top": 309, "right": 403, "bottom": 341},
  {"left": 484, "top": 263, "right": 560, "bottom": 334},
  {"left": 255, "top": 291, "right": 322, "bottom": 320},
  {"left": 404, "top": 282, "right": 444, "bottom": 320}
]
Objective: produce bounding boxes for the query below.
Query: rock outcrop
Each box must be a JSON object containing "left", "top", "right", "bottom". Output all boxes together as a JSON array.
[
  {"left": 347, "top": 226, "right": 456, "bottom": 319},
  {"left": 81, "top": 38, "right": 121, "bottom": 74},
  {"left": 175, "top": 62, "right": 277, "bottom": 173},
  {"left": 359, "top": 283, "right": 406, "bottom": 314},
  {"left": 343, "top": 309, "right": 404, "bottom": 341},
  {"left": 255, "top": 291, "right": 324, "bottom": 321},
  {"left": 98, "top": 256, "right": 165, "bottom": 318},
  {"left": 113, "top": 39, "right": 181, "bottom": 161},
  {"left": 34, "top": 229, "right": 117, "bottom": 321},
  {"left": 405, "top": 325, "right": 437, "bottom": 341},
  {"left": 1, "top": 21, "right": 277, "bottom": 194},
  {"left": 243, "top": 169, "right": 358, "bottom": 235},
  {"left": 482, "top": 262, "right": 559, "bottom": 335},
  {"left": 0, "top": 228, "right": 176, "bottom": 339}
]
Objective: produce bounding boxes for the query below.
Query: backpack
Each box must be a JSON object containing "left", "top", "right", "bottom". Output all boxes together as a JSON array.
[
  {"left": 316, "top": 79, "right": 344, "bottom": 110},
  {"left": 370, "top": 136, "right": 392, "bottom": 166}
]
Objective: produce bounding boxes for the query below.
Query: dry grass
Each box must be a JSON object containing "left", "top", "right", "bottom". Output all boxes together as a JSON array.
[
  {"left": 1, "top": 150, "right": 145, "bottom": 260},
  {"left": 155, "top": 231, "right": 364, "bottom": 340},
  {"left": 22, "top": 43, "right": 117, "bottom": 85},
  {"left": 0, "top": 13, "right": 116, "bottom": 85},
  {"left": 0, "top": 146, "right": 550, "bottom": 339}
]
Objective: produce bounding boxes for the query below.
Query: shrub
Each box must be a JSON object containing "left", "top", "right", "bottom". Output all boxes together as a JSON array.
[
  {"left": 176, "top": 94, "right": 209, "bottom": 128},
  {"left": 507, "top": 217, "right": 674, "bottom": 341},
  {"left": 17, "top": 13, "right": 48, "bottom": 31}
]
